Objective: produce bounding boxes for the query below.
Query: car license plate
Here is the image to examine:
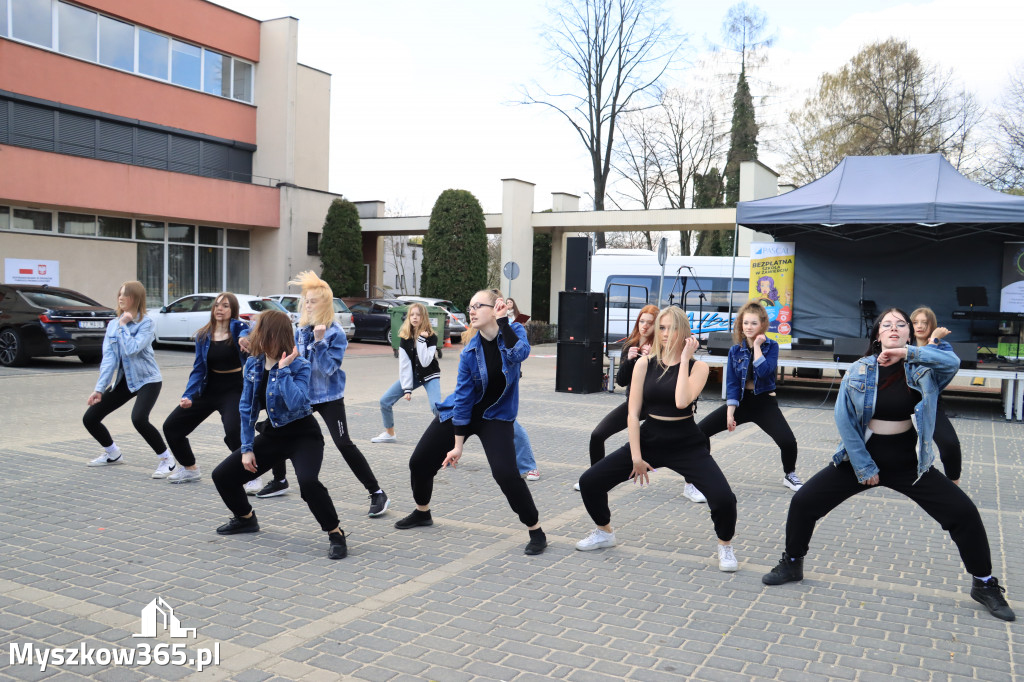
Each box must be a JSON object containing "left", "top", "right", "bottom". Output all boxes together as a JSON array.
[{"left": 79, "top": 320, "right": 104, "bottom": 329}]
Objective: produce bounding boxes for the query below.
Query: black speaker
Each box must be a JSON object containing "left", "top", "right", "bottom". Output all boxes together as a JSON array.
[
  {"left": 707, "top": 332, "right": 733, "bottom": 356},
  {"left": 556, "top": 342, "right": 604, "bottom": 393},
  {"left": 951, "top": 342, "right": 978, "bottom": 369},
  {"left": 558, "top": 291, "right": 604, "bottom": 343},
  {"left": 564, "top": 236, "right": 592, "bottom": 292},
  {"left": 833, "top": 337, "right": 867, "bottom": 362}
]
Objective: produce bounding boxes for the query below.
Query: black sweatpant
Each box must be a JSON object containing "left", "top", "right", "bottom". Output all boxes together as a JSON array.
[
  {"left": 698, "top": 391, "right": 798, "bottom": 474},
  {"left": 162, "top": 372, "right": 242, "bottom": 467},
  {"left": 579, "top": 417, "right": 737, "bottom": 541},
  {"left": 589, "top": 401, "right": 628, "bottom": 466},
  {"left": 783, "top": 429, "right": 992, "bottom": 576},
  {"left": 271, "top": 398, "right": 380, "bottom": 493},
  {"left": 408, "top": 417, "right": 540, "bottom": 527},
  {"left": 933, "top": 406, "right": 962, "bottom": 481},
  {"left": 212, "top": 415, "right": 339, "bottom": 532},
  {"left": 83, "top": 376, "right": 166, "bottom": 453}
]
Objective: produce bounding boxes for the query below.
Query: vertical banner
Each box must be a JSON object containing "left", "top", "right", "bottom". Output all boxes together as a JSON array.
[
  {"left": 749, "top": 242, "right": 795, "bottom": 348},
  {"left": 999, "top": 241, "right": 1024, "bottom": 313}
]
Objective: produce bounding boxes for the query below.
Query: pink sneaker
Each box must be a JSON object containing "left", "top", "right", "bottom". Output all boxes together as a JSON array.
[{"left": 526, "top": 470, "right": 540, "bottom": 481}]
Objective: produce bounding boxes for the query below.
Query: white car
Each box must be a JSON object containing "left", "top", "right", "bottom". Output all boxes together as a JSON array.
[
  {"left": 150, "top": 294, "right": 287, "bottom": 345},
  {"left": 332, "top": 298, "right": 357, "bottom": 337},
  {"left": 265, "top": 294, "right": 303, "bottom": 327}
]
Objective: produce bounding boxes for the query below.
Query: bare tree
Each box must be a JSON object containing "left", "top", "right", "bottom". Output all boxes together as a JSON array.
[
  {"left": 987, "top": 64, "right": 1024, "bottom": 189},
  {"left": 523, "top": 0, "right": 679, "bottom": 249}
]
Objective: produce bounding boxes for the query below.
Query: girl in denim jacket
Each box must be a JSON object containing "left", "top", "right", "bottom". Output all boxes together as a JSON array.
[
  {"left": 210, "top": 310, "right": 347, "bottom": 560},
  {"left": 254, "top": 272, "right": 389, "bottom": 518},
  {"left": 762, "top": 308, "right": 1014, "bottom": 621},
  {"left": 698, "top": 301, "right": 803, "bottom": 491},
  {"left": 393, "top": 289, "right": 548, "bottom": 556},
  {"left": 162, "top": 292, "right": 249, "bottom": 484},
  {"left": 84, "top": 281, "right": 171, "bottom": 473},
  {"left": 910, "top": 306, "right": 962, "bottom": 483}
]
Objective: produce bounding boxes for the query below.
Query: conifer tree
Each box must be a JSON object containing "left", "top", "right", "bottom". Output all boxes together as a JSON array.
[
  {"left": 319, "top": 198, "right": 364, "bottom": 297},
  {"left": 421, "top": 189, "right": 487, "bottom": 311}
]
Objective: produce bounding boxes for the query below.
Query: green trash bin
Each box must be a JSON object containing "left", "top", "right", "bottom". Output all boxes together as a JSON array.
[{"left": 389, "top": 305, "right": 447, "bottom": 359}]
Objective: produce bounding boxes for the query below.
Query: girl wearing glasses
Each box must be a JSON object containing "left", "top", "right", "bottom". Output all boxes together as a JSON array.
[
  {"left": 393, "top": 289, "right": 548, "bottom": 556},
  {"left": 762, "top": 308, "right": 1014, "bottom": 621},
  {"left": 910, "top": 306, "right": 962, "bottom": 484},
  {"left": 574, "top": 307, "right": 741, "bottom": 573}
]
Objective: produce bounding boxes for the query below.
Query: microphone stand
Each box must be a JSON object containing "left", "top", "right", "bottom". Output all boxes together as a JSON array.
[
  {"left": 668, "top": 266, "right": 684, "bottom": 308},
  {"left": 686, "top": 266, "right": 708, "bottom": 340}
]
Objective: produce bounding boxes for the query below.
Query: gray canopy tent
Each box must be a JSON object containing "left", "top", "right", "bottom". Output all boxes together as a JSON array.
[{"left": 735, "top": 154, "right": 1024, "bottom": 340}]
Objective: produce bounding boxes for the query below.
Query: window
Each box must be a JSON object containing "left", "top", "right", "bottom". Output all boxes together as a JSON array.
[
  {"left": 226, "top": 248, "right": 248, "bottom": 294},
  {"left": 232, "top": 59, "right": 253, "bottom": 102},
  {"left": 22, "top": 290, "right": 101, "bottom": 307},
  {"left": 137, "top": 220, "right": 164, "bottom": 241},
  {"left": 12, "top": 0, "right": 51, "bottom": 47},
  {"left": 165, "top": 296, "right": 196, "bottom": 314},
  {"left": 349, "top": 301, "right": 371, "bottom": 314},
  {"left": 58, "top": 2, "right": 96, "bottom": 62},
  {"left": 0, "top": 206, "right": 9, "bottom": 230},
  {"left": 171, "top": 40, "right": 201, "bottom": 89},
  {"left": 307, "top": 232, "right": 320, "bottom": 256},
  {"left": 137, "top": 243, "right": 164, "bottom": 310},
  {"left": 1, "top": 0, "right": 8, "bottom": 37},
  {"left": 138, "top": 29, "right": 168, "bottom": 80},
  {"left": 198, "top": 246, "right": 221, "bottom": 293},
  {"left": 226, "top": 229, "right": 249, "bottom": 248},
  {"left": 203, "top": 49, "right": 231, "bottom": 98},
  {"left": 167, "top": 223, "right": 194, "bottom": 243},
  {"left": 98, "top": 15, "right": 133, "bottom": 71},
  {"left": 198, "top": 226, "right": 222, "bottom": 245},
  {"left": 12, "top": 208, "right": 52, "bottom": 231},
  {"left": 58, "top": 212, "right": 96, "bottom": 236},
  {"left": 192, "top": 296, "right": 215, "bottom": 312},
  {"left": 98, "top": 216, "right": 131, "bottom": 239}
]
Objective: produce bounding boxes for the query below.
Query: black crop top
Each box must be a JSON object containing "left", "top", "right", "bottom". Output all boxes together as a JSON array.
[
  {"left": 207, "top": 337, "right": 240, "bottom": 372},
  {"left": 873, "top": 362, "right": 916, "bottom": 420},
  {"left": 643, "top": 358, "right": 698, "bottom": 418}
]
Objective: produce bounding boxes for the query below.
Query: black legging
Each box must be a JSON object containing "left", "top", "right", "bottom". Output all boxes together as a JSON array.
[
  {"left": 698, "top": 391, "right": 798, "bottom": 474},
  {"left": 589, "top": 401, "right": 628, "bottom": 466},
  {"left": 783, "top": 429, "right": 992, "bottom": 576},
  {"left": 409, "top": 417, "right": 539, "bottom": 527},
  {"left": 270, "top": 398, "right": 380, "bottom": 493},
  {"left": 162, "top": 373, "right": 242, "bottom": 467},
  {"left": 83, "top": 376, "right": 166, "bottom": 453},
  {"left": 934, "top": 406, "right": 962, "bottom": 480},
  {"left": 212, "top": 415, "right": 339, "bottom": 532},
  {"left": 579, "top": 417, "right": 737, "bottom": 541}
]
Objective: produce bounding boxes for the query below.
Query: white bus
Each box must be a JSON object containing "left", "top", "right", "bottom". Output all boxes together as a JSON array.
[{"left": 590, "top": 249, "right": 751, "bottom": 342}]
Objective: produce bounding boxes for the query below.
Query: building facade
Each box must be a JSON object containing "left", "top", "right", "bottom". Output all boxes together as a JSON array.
[{"left": 0, "top": 0, "right": 337, "bottom": 308}]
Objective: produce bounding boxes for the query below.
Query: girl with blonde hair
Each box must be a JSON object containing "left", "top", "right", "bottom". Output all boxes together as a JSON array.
[
  {"left": 909, "top": 306, "right": 962, "bottom": 483},
  {"left": 575, "top": 307, "right": 741, "bottom": 572},
  {"left": 84, "top": 281, "right": 172, "bottom": 474},
  {"left": 210, "top": 310, "right": 348, "bottom": 559},
  {"left": 372, "top": 302, "right": 442, "bottom": 443},
  {"left": 256, "top": 271, "right": 390, "bottom": 518}
]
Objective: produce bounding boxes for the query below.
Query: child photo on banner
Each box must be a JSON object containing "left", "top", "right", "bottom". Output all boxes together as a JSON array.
[{"left": 749, "top": 243, "right": 796, "bottom": 348}]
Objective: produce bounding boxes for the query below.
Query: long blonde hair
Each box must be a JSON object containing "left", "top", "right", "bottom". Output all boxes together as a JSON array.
[
  {"left": 460, "top": 288, "right": 500, "bottom": 346},
  {"left": 116, "top": 281, "right": 147, "bottom": 317},
  {"left": 400, "top": 302, "right": 433, "bottom": 339},
  {"left": 289, "top": 271, "right": 335, "bottom": 328},
  {"left": 649, "top": 306, "right": 692, "bottom": 375}
]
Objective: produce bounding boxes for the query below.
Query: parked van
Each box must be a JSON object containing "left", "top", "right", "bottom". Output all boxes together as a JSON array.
[{"left": 590, "top": 249, "right": 751, "bottom": 342}]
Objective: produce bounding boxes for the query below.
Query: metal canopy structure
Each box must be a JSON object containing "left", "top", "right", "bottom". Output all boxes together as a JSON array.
[{"left": 736, "top": 154, "right": 1024, "bottom": 241}]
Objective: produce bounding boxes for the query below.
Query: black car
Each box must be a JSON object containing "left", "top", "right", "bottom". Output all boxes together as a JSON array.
[
  {"left": 0, "top": 285, "right": 116, "bottom": 366},
  {"left": 347, "top": 298, "right": 405, "bottom": 344}
]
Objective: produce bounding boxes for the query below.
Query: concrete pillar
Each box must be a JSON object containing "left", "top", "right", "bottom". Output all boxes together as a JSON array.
[
  {"left": 499, "top": 178, "right": 536, "bottom": 312},
  {"left": 737, "top": 160, "right": 780, "bottom": 256},
  {"left": 548, "top": 192, "right": 582, "bottom": 325}
]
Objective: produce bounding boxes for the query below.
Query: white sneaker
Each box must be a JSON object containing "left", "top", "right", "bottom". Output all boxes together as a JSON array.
[
  {"left": 525, "top": 469, "right": 540, "bottom": 481},
  {"left": 168, "top": 466, "right": 201, "bottom": 483},
  {"left": 244, "top": 477, "right": 263, "bottom": 495},
  {"left": 371, "top": 431, "right": 397, "bottom": 443},
  {"left": 575, "top": 528, "right": 617, "bottom": 551},
  {"left": 718, "top": 544, "right": 738, "bottom": 572},
  {"left": 88, "top": 448, "right": 123, "bottom": 467},
  {"left": 783, "top": 472, "right": 804, "bottom": 491},
  {"left": 152, "top": 458, "right": 177, "bottom": 479},
  {"left": 683, "top": 483, "right": 707, "bottom": 503},
  {"left": 573, "top": 480, "right": 581, "bottom": 491}
]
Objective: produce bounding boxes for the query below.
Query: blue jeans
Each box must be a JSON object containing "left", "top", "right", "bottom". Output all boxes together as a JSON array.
[
  {"left": 514, "top": 421, "right": 537, "bottom": 475},
  {"left": 380, "top": 378, "right": 441, "bottom": 429}
]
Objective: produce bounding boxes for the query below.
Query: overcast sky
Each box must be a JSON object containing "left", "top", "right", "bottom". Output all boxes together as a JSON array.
[{"left": 212, "top": 0, "right": 1024, "bottom": 216}]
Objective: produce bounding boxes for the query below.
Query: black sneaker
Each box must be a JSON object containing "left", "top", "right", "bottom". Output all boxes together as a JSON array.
[
  {"left": 394, "top": 510, "right": 433, "bottom": 529},
  {"left": 216, "top": 513, "right": 259, "bottom": 535},
  {"left": 524, "top": 532, "right": 548, "bottom": 556},
  {"left": 368, "top": 491, "right": 390, "bottom": 517},
  {"left": 971, "top": 577, "right": 1016, "bottom": 621},
  {"left": 255, "top": 479, "right": 289, "bottom": 498},
  {"left": 328, "top": 530, "right": 348, "bottom": 560},
  {"left": 762, "top": 552, "right": 804, "bottom": 585}
]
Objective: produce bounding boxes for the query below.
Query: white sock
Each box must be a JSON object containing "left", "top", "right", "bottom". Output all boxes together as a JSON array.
[
  {"left": 975, "top": 575, "right": 993, "bottom": 582},
  {"left": 104, "top": 443, "right": 119, "bottom": 455},
  {"left": 157, "top": 450, "right": 172, "bottom": 460},
  {"left": 373, "top": 489, "right": 383, "bottom": 495}
]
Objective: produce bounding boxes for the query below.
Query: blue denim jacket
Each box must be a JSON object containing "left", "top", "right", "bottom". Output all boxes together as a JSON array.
[
  {"left": 94, "top": 316, "right": 162, "bottom": 393},
  {"left": 725, "top": 339, "right": 778, "bottom": 406},
  {"left": 295, "top": 322, "right": 347, "bottom": 404},
  {"left": 239, "top": 355, "right": 313, "bottom": 453},
  {"left": 832, "top": 342, "right": 959, "bottom": 483},
  {"left": 181, "top": 319, "right": 250, "bottom": 400},
  {"left": 437, "top": 321, "right": 530, "bottom": 425}
]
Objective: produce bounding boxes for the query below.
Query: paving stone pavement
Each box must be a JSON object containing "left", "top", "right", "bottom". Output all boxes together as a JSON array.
[{"left": 0, "top": 344, "right": 1021, "bottom": 681}]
